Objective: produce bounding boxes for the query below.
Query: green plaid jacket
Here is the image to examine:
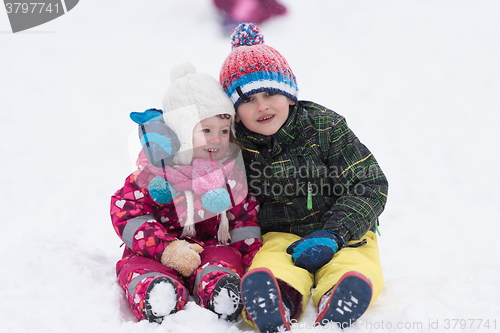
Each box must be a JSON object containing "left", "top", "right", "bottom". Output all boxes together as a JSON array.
[{"left": 236, "top": 100, "right": 388, "bottom": 242}]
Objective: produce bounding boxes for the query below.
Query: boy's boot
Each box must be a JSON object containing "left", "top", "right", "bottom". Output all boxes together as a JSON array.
[
  {"left": 207, "top": 274, "right": 243, "bottom": 321},
  {"left": 315, "top": 271, "right": 373, "bottom": 329},
  {"left": 144, "top": 277, "right": 182, "bottom": 324},
  {"left": 240, "top": 268, "right": 291, "bottom": 333}
]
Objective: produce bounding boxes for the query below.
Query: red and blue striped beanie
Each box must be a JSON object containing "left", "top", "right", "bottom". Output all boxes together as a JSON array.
[{"left": 219, "top": 23, "right": 298, "bottom": 108}]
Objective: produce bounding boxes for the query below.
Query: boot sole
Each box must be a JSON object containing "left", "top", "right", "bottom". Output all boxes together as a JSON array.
[
  {"left": 144, "top": 277, "right": 178, "bottom": 324},
  {"left": 315, "top": 271, "right": 372, "bottom": 328},
  {"left": 240, "top": 268, "right": 290, "bottom": 333},
  {"left": 209, "top": 274, "right": 243, "bottom": 321}
]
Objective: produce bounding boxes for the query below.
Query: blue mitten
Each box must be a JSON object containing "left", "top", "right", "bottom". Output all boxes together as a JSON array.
[
  {"left": 130, "top": 109, "right": 180, "bottom": 168},
  {"left": 286, "top": 230, "right": 344, "bottom": 273}
]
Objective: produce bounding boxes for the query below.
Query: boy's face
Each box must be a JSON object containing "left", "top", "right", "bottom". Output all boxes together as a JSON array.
[
  {"left": 192, "top": 115, "right": 232, "bottom": 160},
  {"left": 236, "top": 92, "right": 295, "bottom": 136}
]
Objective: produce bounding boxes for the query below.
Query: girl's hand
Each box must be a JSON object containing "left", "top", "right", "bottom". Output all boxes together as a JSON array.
[{"left": 161, "top": 240, "right": 203, "bottom": 277}]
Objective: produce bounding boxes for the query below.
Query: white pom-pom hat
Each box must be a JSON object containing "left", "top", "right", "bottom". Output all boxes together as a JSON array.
[{"left": 162, "top": 62, "right": 236, "bottom": 165}]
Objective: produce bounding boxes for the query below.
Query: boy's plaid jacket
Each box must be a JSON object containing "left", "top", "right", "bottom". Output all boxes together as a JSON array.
[{"left": 236, "top": 100, "right": 388, "bottom": 242}]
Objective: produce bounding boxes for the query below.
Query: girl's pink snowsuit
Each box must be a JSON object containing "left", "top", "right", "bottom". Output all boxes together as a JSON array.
[{"left": 110, "top": 152, "right": 261, "bottom": 321}]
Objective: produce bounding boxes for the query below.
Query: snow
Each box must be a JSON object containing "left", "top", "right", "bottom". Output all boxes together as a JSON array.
[{"left": 1, "top": 0, "right": 500, "bottom": 332}]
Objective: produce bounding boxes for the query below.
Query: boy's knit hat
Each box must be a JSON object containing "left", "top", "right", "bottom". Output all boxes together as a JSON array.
[
  {"left": 162, "top": 62, "right": 236, "bottom": 165},
  {"left": 219, "top": 23, "right": 298, "bottom": 108}
]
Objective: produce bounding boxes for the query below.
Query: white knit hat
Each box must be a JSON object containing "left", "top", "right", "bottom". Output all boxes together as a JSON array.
[
  {"left": 161, "top": 63, "right": 237, "bottom": 243},
  {"left": 162, "top": 62, "right": 236, "bottom": 165}
]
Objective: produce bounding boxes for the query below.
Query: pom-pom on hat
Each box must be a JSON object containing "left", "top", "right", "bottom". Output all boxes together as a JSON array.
[{"left": 220, "top": 23, "right": 298, "bottom": 109}]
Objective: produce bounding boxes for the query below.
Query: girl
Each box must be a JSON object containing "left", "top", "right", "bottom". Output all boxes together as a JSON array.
[{"left": 110, "top": 63, "right": 261, "bottom": 323}]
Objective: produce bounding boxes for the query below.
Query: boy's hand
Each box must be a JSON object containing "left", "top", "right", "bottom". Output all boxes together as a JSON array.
[
  {"left": 286, "top": 231, "right": 343, "bottom": 273},
  {"left": 161, "top": 240, "right": 203, "bottom": 277}
]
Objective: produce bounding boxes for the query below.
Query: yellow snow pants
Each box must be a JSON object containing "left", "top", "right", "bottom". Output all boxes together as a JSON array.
[{"left": 244, "top": 231, "right": 384, "bottom": 323}]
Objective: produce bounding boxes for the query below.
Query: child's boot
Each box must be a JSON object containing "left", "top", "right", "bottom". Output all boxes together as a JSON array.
[
  {"left": 143, "top": 276, "right": 186, "bottom": 323},
  {"left": 315, "top": 271, "right": 373, "bottom": 329},
  {"left": 240, "top": 268, "right": 291, "bottom": 333},
  {"left": 207, "top": 274, "right": 243, "bottom": 321}
]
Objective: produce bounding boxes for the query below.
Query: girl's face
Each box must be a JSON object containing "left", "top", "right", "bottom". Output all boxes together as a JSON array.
[
  {"left": 192, "top": 115, "right": 232, "bottom": 160},
  {"left": 236, "top": 92, "right": 295, "bottom": 136}
]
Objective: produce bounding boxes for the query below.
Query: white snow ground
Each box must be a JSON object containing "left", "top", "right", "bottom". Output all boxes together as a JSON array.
[{"left": 1, "top": 1, "right": 500, "bottom": 332}]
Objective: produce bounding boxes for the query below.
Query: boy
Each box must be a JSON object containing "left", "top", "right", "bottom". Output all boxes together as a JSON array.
[{"left": 219, "top": 23, "right": 388, "bottom": 332}]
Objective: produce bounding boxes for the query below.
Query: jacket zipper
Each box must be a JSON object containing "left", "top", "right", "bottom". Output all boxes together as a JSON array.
[{"left": 307, "top": 181, "right": 313, "bottom": 210}]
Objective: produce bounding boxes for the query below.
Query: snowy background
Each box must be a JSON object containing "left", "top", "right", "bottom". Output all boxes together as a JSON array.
[{"left": 1, "top": 1, "right": 500, "bottom": 332}]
